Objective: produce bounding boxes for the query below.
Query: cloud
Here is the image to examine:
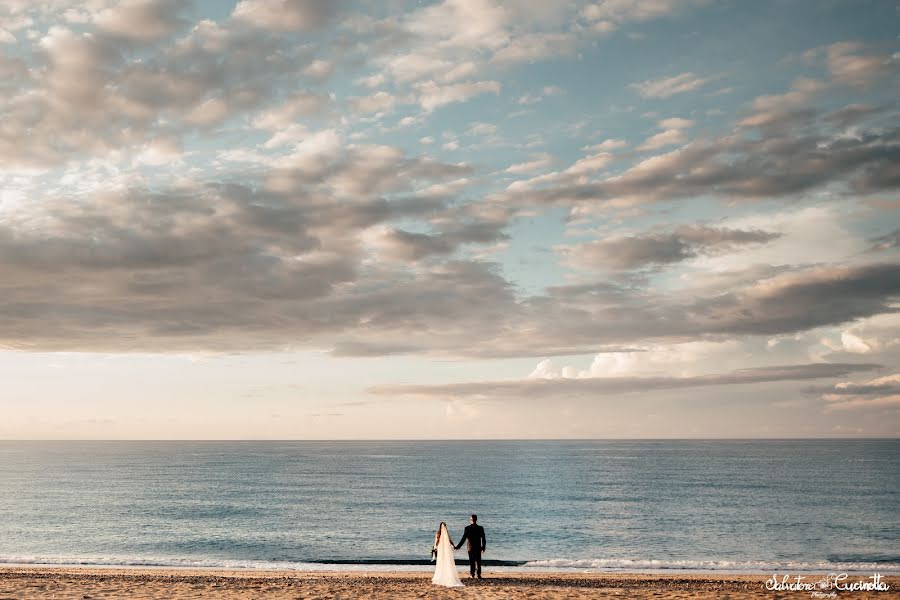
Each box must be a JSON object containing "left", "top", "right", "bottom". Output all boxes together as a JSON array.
[
  {"left": 1, "top": 152, "right": 898, "bottom": 362},
  {"left": 630, "top": 72, "right": 710, "bottom": 98},
  {"left": 0, "top": 20, "right": 325, "bottom": 167},
  {"left": 809, "top": 373, "right": 900, "bottom": 411},
  {"left": 517, "top": 85, "right": 565, "bottom": 105},
  {"left": 373, "top": 221, "right": 509, "bottom": 262},
  {"left": 405, "top": 0, "right": 509, "bottom": 50},
  {"left": 303, "top": 59, "right": 334, "bottom": 81},
  {"left": 505, "top": 153, "right": 553, "bottom": 174},
  {"left": 498, "top": 107, "right": 900, "bottom": 210},
  {"left": 738, "top": 77, "right": 826, "bottom": 130},
  {"left": 824, "top": 103, "right": 882, "bottom": 128},
  {"left": 479, "top": 262, "right": 900, "bottom": 358},
  {"left": 529, "top": 340, "right": 762, "bottom": 380},
  {"left": 184, "top": 97, "right": 230, "bottom": 126},
  {"left": 347, "top": 0, "right": 715, "bottom": 121},
  {"left": 839, "top": 331, "right": 873, "bottom": 354},
  {"left": 348, "top": 90, "right": 401, "bottom": 114},
  {"left": 740, "top": 43, "right": 895, "bottom": 131},
  {"left": 1, "top": 6, "right": 897, "bottom": 368},
  {"left": 691, "top": 205, "right": 869, "bottom": 274},
  {"left": 825, "top": 42, "right": 894, "bottom": 87},
  {"left": 347, "top": 80, "right": 501, "bottom": 115},
  {"left": 653, "top": 262, "right": 900, "bottom": 338},
  {"left": 0, "top": 133, "right": 513, "bottom": 354},
  {"left": 335, "top": 261, "right": 900, "bottom": 359},
  {"left": 583, "top": 139, "right": 628, "bottom": 152},
  {"left": 253, "top": 92, "right": 332, "bottom": 130},
  {"left": 416, "top": 80, "right": 501, "bottom": 112},
  {"left": 339, "top": 0, "right": 720, "bottom": 130},
  {"left": 379, "top": 53, "right": 461, "bottom": 85},
  {"left": 231, "top": 0, "right": 336, "bottom": 32},
  {"left": 94, "top": 0, "right": 186, "bottom": 42},
  {"left": 265, "top": 135, "right": 473, "bottom": 197},
  {"left": 491, "top": 32, "right": 577, "bottom": 65},
  {"left": 581, "top": 0, "right": 711, "bottom": 31},
  {"left": 869, "top": 228, "right": 900, "bottom": 252},
  {"left": 636, "top": 117, "right": 694, "bottom": 150},
  {"left": 370, "top": 362, "right": 882, "bottom": 400},
  {"left": 506, "top": 148, "right": 616, "bottom": 192},
  {"left": 559, "top": 225, "right": 781, "bottom": 271}
]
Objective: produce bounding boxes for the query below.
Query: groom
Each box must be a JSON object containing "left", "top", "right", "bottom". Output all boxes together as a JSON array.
[{"left": 454, "top": 514, "right": 486, "bottom": 579}]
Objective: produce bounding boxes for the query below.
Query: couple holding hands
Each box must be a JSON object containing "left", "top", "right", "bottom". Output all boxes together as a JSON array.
[{"left": 431, "top": 514, "right": 486, "bottom": 587}]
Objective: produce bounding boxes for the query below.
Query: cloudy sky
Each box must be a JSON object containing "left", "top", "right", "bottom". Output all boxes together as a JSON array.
[{"left": 1, "top": 0, "right": 898, "bottom": 439}]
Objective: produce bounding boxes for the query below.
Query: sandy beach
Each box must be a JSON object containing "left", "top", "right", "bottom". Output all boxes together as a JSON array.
[{"left": 1, "top": 567, "right": 898, "bottom": 599}]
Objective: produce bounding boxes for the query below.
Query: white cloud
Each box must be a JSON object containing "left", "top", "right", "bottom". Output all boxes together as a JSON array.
[
  {"left": 253, "top": 93, "right": 330, "bottom": 130},
  {"left": 349, "top": 91, "right": 401, "bottom": 114},
  {"left": 583, "top": 139, "right": 628, "bottom": 152},
  {"left": 505, "top": 153, "right": 553, "bottom": 174},
  {"left": 506, "top": 146, "right": 615, "bottom": 191},
  {"left": 528, "top": 341, "right": 749, "bottom": 381},
  {"left": 94, "top": 0, "right": 184, "bottom": 42},
  {"left": 381, "top": 53, "right": 456, "bottom": 84},
  {"left": 303, "top": 59, "right": 334, "bottom": 81},
  {"left": 231, "top": 0, "right": 334, "bottom": 31},
  {"left": 739, "top": 77, "right": 826, "bottom": 128},
  {"left": 416, "top": 80, "right": 501, "bottom": 112},
  {"left": 636, "top": 117, "right": 693, "bottom": 151},
  {"left": 826, "top": 41, "right": 893, "bottom": 87},
  {"left": 184, "top": 98, "right": 230, "bottom": 126},
  {"left": 406, "top": 0, "right": 510, "bottom": 51},
  {"left": 491, "top": 32, "right": 577, "bottom": 65},
  {"left": 821, "top": 374, "right": 900, "bottom": 411},
  {"left": 692, "top": 205, "right": 867, "bottom": 272},
  {"left": 517, "top": 85, "right": 565, "bottom": 105},
  {"left": 262, "top": 124, "right": 310, "bottom": 149},
  {"left": 630, "top": 72, "right": 710, "bottom": 98},
  {"left": 840, "top": 331, "right": 872, "bottom": 354},
  {"left": 132, "top": 136, "right": 183, "bottom": 166},
  {"left": 466, "top": 122, "right": 497, "bottom": 137},
  {"left": 582, "top": 0, "right": 710, "bottom": 30}
]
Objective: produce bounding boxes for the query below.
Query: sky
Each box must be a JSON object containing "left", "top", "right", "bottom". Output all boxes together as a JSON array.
[{"left": 0, "top": 0, "right": 898, "bottom": 439}]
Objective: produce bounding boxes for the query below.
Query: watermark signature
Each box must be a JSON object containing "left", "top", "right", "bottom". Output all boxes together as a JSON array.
[{"left": 765, "top": 573, "right": 891, "bottom": 596}]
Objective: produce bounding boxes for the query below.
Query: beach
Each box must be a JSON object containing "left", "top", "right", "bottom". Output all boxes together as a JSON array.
[
  {"left": 3, "top": 442, "right": 898, "bottom": 597},
  {"left": 2, "top": 567, "right": 899, "bottom": 599}
]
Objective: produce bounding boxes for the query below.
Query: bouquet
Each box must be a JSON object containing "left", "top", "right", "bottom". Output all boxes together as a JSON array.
[{"left": 430, "top": 546, "right": 437, "bottom": 562}]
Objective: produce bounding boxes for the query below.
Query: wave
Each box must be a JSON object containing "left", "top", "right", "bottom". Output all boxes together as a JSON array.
[
  {"left": 0, "top": 555, "right": 326, "bottom": 571},
  {"left": 0, "top": 555, "right": 522, "bottom": 571},
  {"left": 2, "top": 555, "right": 899, "bottom": 574},
  {"left": 523, "top": 558, "right": 900, "bottom": 573}
]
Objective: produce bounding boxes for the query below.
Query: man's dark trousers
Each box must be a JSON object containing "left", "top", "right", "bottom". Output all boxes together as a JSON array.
[{"left": 468, "top": 549, "right": 482, "bottom": 578}]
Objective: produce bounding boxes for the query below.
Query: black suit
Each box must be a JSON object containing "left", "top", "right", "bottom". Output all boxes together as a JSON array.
[{"left": 455, "top": 524, "right": 486, "bottom": 577}]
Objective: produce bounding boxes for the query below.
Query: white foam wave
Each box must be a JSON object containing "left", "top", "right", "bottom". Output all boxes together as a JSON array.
[
  {"left": 0, "top": 555, "right": 434, "bottom": 572},
  {"left": 3, "top": 555, "right": 898, "bottom": 574},
  {"left": 523, "top": 558, "right": 900, "bottom": 573}
]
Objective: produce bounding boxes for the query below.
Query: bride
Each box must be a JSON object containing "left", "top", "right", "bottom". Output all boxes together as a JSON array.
[{"left": 431, "top": 522, "right": 464, "bottom": 587}]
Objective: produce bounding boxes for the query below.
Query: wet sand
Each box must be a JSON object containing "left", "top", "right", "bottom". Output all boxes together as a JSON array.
[{"left": 1, "top": 567, "right": 898, "bottom": 599}]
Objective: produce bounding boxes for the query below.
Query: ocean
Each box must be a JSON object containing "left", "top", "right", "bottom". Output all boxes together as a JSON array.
[{"left": 0, "top": 440, "right": 897, "bottom": 573}]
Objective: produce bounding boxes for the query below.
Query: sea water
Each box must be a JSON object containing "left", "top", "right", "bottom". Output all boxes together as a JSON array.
[{"left": 0, "top": 440, "right": 897, "bottom": 573}]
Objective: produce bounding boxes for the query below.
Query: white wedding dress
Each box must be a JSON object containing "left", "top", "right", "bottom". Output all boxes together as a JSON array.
[{"left": 432, "top": 523, "right": 464, "bottom": 587}]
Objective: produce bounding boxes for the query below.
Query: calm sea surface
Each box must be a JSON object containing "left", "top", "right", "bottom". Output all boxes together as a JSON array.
[{"left": 0, "top": 440, "right": 897, "bottom": 572}]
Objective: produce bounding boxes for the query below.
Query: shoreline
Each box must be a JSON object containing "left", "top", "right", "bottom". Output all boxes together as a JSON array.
[
  {"left": 3, "top": 566, "right": 899, "bottom": 599},
  {"left": 2, "top": 561, "right": 900, "bottom": 575}
]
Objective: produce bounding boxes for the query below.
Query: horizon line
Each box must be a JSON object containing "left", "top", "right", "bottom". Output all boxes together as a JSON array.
[{"left": 2, "top": 437, "right": 898, "bottom": 442}]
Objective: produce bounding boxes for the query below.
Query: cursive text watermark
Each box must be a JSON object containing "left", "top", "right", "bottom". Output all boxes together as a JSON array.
[{"left": 765, "top": 573, "right": 890, "bottom": 595}]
